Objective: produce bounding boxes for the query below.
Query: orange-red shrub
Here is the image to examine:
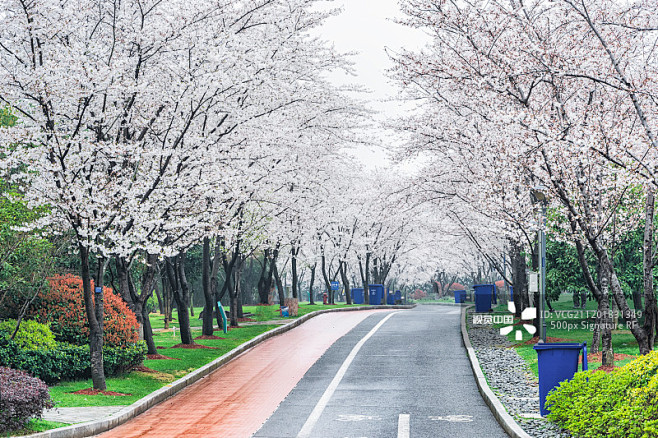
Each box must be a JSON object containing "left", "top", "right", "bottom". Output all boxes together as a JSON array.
[{"left": 30, "top": 274, "right": 139, "bottom": 347}]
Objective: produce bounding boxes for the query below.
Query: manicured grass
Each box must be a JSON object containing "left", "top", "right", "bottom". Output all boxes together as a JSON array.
[
  {"left": 49, "top": 325, "right": 278, "bottom": 408},
  {"left": 5, "top": 419, "right": 70, "bottom": 436},
  {"left": 479, "top": 293, "right": 647, "bottom": 376},
  {"left": 148, "top": 302, "right": 367, "bottom": 329}
]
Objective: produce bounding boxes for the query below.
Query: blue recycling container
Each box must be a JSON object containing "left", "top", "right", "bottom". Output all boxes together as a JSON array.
[
  {"left": 473, "top": 284, "right": 494, "bottom": 312},
  {"left": 352, "top": 288, "right": 364, "bottom": 304},
  {"left": 510, "top": 285, "right": 514, "bottom": 301},
  {"left": 386, "top": 290, "right": 396, "bottom": 305},
  {"left": 394, "top": 290, "right": 402, "bottom": 303},
  {"left": 280, "top": 306, "right": 289, "bottom": 317},
  {"left": 534, "top": 342, "right": 588, "bottom": 416},
  {"left": 369, "top": 284, "right": 385, "bottom": 305},
  {"left": 454, "top": 290, "right": 466, "bottom": 303}
]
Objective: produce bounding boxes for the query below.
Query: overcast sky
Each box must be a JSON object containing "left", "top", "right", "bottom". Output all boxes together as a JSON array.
[{"left": 313, "top": 0, "right": 430, "bottom": 168}]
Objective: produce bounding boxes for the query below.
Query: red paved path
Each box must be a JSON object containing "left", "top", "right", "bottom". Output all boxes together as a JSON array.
[{"left": 98, "top": 310, "right": 390, "bottom": 438}]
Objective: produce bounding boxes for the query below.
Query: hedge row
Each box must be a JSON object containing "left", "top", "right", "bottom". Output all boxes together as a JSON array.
[
  {"left": 0, "top": 339, "right": 147, "bottom": 384},
  {"left": 547, "top": 350, "right": 658, "bottom": 437}
]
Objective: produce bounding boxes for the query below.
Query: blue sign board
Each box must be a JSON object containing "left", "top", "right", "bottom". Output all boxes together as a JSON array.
[
  {"left": 94, "top": 287, "right": 102, "bottom": 294},
  {"left": 330, "top": 281, "right": 340, "bottom": 291}
]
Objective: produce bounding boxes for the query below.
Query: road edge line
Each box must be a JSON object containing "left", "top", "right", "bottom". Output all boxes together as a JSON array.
[
  {"left": 461, "top": 305, "right": 532, "bottom": 438},
  {"left": 27, "top": 304, "right": 415, "bottom": 438}
]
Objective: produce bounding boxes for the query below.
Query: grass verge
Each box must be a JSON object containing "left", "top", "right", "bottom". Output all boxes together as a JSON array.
[
  {"left": 149, "top": 302, "right": 368, "bottom": 330},
  {"left": 5, "top": 419, "right": 70, "bottom": 437},
  {"left": 49, "top": 325, "right": 278, "bottom": 408}
]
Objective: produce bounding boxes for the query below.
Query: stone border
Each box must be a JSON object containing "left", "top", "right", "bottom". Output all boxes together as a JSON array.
[
  {"left": 416, "top": 301, "right": 469, "bottom": 307},
  {"left": 25, "top": 304, "right": 415, "bottom": 438},
  {"left": 461, "top": 305, "right": 531, "bottom": 438}
]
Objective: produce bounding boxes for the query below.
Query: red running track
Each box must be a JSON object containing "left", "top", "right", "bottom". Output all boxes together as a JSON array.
[{"left": 98, "top": 310, "right": 391, "bottom": 438}]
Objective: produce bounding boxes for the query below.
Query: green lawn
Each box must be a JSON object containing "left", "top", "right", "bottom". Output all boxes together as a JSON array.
[
  {"left": 49, "top": 325, "right": 278, "bottom": 408},
  {"left": 149, "top": 302, "right": 367, "bottom": 330},
  {"left": 5, "top": 419, "right": 70, "bottom": 436},
  {"left": 483, "top": 293, "right": 644, "bottom": 375}
]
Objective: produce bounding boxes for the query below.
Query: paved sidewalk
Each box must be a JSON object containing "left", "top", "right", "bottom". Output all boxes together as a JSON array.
[
  {"left": 96, "top": 309, "right": 392, "bottom": 438},
  {"left": 42, "top": 406, "right": 127, "bottom": 424}
]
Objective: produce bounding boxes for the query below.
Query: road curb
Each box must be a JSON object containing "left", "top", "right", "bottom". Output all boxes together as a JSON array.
[
  {"left": 25, "top": 304, "right": 415, "bottom": 438},
  {"left": 460, "top": 305, "right": 531, "bottom": 438}
]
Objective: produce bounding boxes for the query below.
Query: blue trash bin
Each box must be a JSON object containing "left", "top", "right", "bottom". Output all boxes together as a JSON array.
[
  {"left": 454, "top": 290, "right": 466, "bottom": 303},
  {"left": 368, "top": 284, "right": 385, "bottom": 305},
  {"left": 533, "top": 342, "right": 588, "bottom": 416},
  {"left": 473, "top": 284, "right": 494, "bottom": 312},
  {"left": 352, "top": 288, "right": 364, "bottom": 304},
  {"left": 280, "top": 306, "right": 289, "bottom": 317},
  {"left": 394, "top": 290, "right": 402, "bottom": 304},
  {"left": 510, "top": 286, "right": 514, "bottom": 301},
  {"left": 386, "top": 290, "right": 395, "bottom": 305}
]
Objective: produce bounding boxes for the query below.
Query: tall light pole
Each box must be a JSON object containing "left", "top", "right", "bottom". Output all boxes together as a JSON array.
[{"left": 531, "top": 186, "right": 548, "bottom": 343}]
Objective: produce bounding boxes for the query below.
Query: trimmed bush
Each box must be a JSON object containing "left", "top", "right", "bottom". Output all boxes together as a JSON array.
[
  {"left": 30, "top": 274, "right": 139, "bottom": 347},
  {"left": 547, "top": 350, "right": 658, "bottom": 437},
  {"left": 0, "top": 339, "right": 147, "bottom": 384},
  {"left": 0, "top": 366, "right": 53, "bottom": 433},
  {"left": 0, "top": 319, "right": 56, "bottom": 350}
]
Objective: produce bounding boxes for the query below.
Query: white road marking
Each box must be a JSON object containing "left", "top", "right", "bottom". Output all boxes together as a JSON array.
[
  {"left": 429, "top": 415, "right": 474, "bottom": 422},
  {"left": 296, "top": 312, "right": 400, "bottom": 438},
  {"left": 336, "top": 414, "right": 382, "bottom": 422},
  {"left": 397, "top": 414, "right": 410, "bottom": 438}
]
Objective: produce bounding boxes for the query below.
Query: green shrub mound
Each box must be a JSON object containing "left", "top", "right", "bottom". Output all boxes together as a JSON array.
[
  {"left": 0, "top": 339, "right": 147, "bottom": 384},
  {"left": 0, "top": 366, "right": 54, "bottom": 433},
  {"left": 547, "top": 350, "right": 658, "bottom": 437},
  {"left": 0, "top": 319, "right": 56, "bottom": 350}
]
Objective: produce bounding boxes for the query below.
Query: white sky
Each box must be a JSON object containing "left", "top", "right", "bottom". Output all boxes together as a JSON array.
[{"left": 313, "top": 0, "right": 430, "bottom": 168}]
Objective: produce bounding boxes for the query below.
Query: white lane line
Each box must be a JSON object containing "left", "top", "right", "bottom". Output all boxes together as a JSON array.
[
  {"left": 397, "top": 414, "right": 410, "bottom": 438},
  {"left": 296, "top": 312, "right": 400, "bottom": 438}
]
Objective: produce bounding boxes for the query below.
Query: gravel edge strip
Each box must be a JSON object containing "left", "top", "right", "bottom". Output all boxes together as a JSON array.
[
  {"left": 24, "top": 304, "right": 416, "bottom": 438},
  {"left": 460, "top": 304, "right": 532, "bottom": 438}
]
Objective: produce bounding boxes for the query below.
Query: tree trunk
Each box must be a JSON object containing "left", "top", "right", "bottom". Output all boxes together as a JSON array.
[
  {"left": 210, "top": 238, "right": 222, "bottom": 332},
  {"left": 291, "top": 246, "right": 299, "bottom": 300},
  {"left": 154, "top": 280, "right": 164, "bottom": 314},
  {"left": 235, "top": 258, "right": 244, "bottom": 319},
  {"left": 599, "top": 265, "right": 614, "bottom": 367},
  {"left": 166, "top": 255, "right": 193, "bottom": 345},
  {"left": 321, "top": 251, "right": 331, "bottom": 304},
  {"left": 137, "top": 255, "right": 159, "bottom": 355},
  {"left": 591, "top": 305, "right": 601, "bottom": 354},
  {"left": 340, "top": 261, "right": 352, "bottom": 305},
  {"left": 257, "top": 250, "right": 270, "bottom": 304},
  {"left": 511, "top": 241, "right": 528, "bottom": 317},
  {"left": 309, "top": 263, "right": 316, "bottom": 305},
  {"left": 273, "top": 258, "right": 285, "bottom": 306},
  {"left": 142, "top": 305, "right": 157, "bottom": 355},
  {"left": 591, "top": 238, "right": 650, "bottom": 354},
  {"left": 79, "top": 244, "right": 106, "bottom": 391},
  {"left": 229, "top": 271, "right": 239, "bottom": 327},
  {"left": 643, "top": 187, "right": 657, "bottom": 350},
  {"left": 359, "top": 254, "right": 371, "bottom": 305},
  {"left": 202, "top": 237, "right": 215, "bottom": 336}
]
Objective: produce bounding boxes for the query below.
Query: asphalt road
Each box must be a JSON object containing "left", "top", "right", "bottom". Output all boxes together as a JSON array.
[{"left": 254, "top": 305, "right": 508, "bottom": 438}]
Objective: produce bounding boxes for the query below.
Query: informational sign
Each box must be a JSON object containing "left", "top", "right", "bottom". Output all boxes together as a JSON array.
[
  {"left": 330, "top": 281, "right": 340, "bottom": 291},
  {"left": 217, "top": 301, "right": 228, "bottom": 334},
  {"left": 528, "top": 272, "right": 539, "bottom": 293},
  {"left": 94, "top": 286, "right": 102, "bottom": 294}
]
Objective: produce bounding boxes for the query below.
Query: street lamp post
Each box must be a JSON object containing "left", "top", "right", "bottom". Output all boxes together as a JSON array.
[{"left": 531, "top": 186, "right": 548, "bottom": 343}]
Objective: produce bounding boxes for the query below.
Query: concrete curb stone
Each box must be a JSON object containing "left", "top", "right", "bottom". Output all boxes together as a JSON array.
[
  {"left": 23, "top": 304, "right": 416, "bottom": 438},
  {"left": 461, "top": 305, "right": 532, "bottom": 438}
]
